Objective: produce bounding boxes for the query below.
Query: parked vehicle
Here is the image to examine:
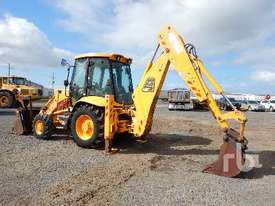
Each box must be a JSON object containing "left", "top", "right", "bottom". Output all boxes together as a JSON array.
[
  {"left": 241, "top": 100, "right": 266, "bottom": 112},
  {"left": 260, "top": 100, "right": 275, "bottom": 112},
  {"left": 168, "top": 88, "right": 191, "bottom": 110},
  {"left": 239, "top": 100, "right": 249, "bottom": 111},
  {"left": 218, "top": 97, "right": 242, "bottom": 111},
  {"left": 0, "top": 76, "right": 43, "bottom": 108}
]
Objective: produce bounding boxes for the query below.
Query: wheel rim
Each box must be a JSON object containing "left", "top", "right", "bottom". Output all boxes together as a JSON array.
[
  {"left": 75, "top": 115, "right": 94, "bottom": 141},
  {"left": 35, "top": 120, "right": 45, "bottom": 135},
  {"left": 0, "top": 96, "right": 9, "bottom": 107}
]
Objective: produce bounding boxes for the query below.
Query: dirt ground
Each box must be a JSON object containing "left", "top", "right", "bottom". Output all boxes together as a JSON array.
[{"left": 0, "top": 103, "right": 275, "bottom": 206}]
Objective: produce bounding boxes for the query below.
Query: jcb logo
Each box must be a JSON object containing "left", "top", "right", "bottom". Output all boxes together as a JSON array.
[{"left": 142, "top": 77, "right": 155, "bottom": 92}]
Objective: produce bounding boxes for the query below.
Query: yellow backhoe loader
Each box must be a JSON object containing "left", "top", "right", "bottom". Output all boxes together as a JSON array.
[{"left": 14, "top": 25, "right": 248, "bottom": 177}]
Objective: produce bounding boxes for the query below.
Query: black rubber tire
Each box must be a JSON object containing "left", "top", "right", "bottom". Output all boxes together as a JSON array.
[
  {"left": 270, "top": 106, "right": 274, "bottom": 112},
  {"left": 33, "top": 114, "right": 55, "bottom": 139},
  {"left": 0, "top": 91, "right": 14, "bottom": 108},
  {"left": 71, "top": 105, "right": 104, "bottom": 148}
]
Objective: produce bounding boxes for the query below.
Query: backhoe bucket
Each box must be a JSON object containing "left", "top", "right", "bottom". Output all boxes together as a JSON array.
[
  {"left": 12, "top": 110, "right": 33, "bottom": 135},
  {"left": 202, "top": 129, "right": 247, "bottom": 177}
]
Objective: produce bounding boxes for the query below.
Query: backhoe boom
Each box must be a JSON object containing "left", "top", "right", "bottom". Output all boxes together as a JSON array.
[
  {"left": 132, "top": 25, "right": 247, "bottom": 176},
  {"left": 133, "top": 26, "right": 247, "bottom": 138}
]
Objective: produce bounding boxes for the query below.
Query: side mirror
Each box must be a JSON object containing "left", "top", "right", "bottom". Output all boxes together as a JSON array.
[
  {"left": 61, "top": 58, "right": 69, "bottom": 67},
  {"left": 64, "top": 80, "right": 69, "bottom": 87}
]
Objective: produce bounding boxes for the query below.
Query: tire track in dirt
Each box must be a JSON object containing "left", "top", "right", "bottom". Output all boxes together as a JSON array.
[{"left": 13, "top": 155, "right": 152, "bottom": 206}]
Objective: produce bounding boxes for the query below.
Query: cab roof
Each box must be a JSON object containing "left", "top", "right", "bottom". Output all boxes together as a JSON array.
[{"left": 74, "top": 53, "right": 132, "bottom": 64}]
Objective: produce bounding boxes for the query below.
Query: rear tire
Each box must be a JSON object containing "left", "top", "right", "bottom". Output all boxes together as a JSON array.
[
  {"left": 0, "top": 91, "right": 14, "bottom": 108},
  {"left": 269, "top": 106, "right": 274, "bottom": 112},
  {"left": 71, "top": 105, "right": 104, "bottom": 148},
  {"left": 33, "top": 114, "right": 55, "bottom": 139}
]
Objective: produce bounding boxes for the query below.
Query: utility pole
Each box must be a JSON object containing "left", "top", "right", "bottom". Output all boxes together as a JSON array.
[
  {"left": 52, "top": 72, "right": 55, "bottom": 90},
  {"left": 8, "top": 63, "right": 10, "bottom": 77}
]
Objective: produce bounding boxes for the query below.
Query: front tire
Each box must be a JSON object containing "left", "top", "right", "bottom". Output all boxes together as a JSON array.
[
  {"left": 33, "top": 114, "right": 55, "bottom": 139},
  {"left": 269, "top": 106, "right": 274, "bottom": 112},
  {"left": 0, "top": 91, "right": 14, "bottom": 108},
  {"left": 71, "top": 105, "right": 104, "bottom": 148}
]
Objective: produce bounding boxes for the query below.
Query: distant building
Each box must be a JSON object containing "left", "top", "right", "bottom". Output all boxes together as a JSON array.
[
  {"left": 27, "top": 81, "right": 43, "bottom": 90},
  {"left": 43, "top": 87, "right": 54, "bottom": 97},
  {"left": 162, "top": 89, "right": 273, "bottom": 102},
  {"left": 211, "top": 93, "right": 266, "bottom": 101}
]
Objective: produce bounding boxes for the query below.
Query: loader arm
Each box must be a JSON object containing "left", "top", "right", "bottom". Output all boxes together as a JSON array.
[{"left": 132, "top": 25, "right": 247, "bottom": 145}]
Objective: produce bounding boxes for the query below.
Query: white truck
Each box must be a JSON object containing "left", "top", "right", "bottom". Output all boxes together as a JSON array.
[{"left": 168, "top": 88, "right": 191, "bottom": 110}]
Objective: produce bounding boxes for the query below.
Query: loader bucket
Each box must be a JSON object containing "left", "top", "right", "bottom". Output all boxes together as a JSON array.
[
  {"left": 12, "top": 111, "right": 25, "bottom": 135},
  {"left": 12, "top": 110, "right": 33, "bottom": 135},
  {"left": 202, "top": 130, "right": 247, "bottom": 177},
  {"left": 12, "top": 106, "right": 40, "bottom": 135}
]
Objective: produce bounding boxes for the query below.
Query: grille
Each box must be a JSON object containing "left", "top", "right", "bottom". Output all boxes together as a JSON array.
[{"left": 21, "top": 89, "right": 29, "bottom": 95}]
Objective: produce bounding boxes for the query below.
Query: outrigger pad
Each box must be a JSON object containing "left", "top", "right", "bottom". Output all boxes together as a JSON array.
[{"left": 202, "top": 140, "right": 245, "bottom": 177}]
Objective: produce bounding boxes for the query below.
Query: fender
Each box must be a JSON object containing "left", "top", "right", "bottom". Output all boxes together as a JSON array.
[{"left": 73, "top": 96, "right": 106, "bottom": 110}]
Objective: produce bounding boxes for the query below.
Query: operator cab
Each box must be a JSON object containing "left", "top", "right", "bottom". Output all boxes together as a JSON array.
[
  {"left": 0, "top": 76, "right": 27, "bottom": 86},
  {"left": 10, "top": 77, "right": 27, "bottom": 85},
  {"left": 70, "top": 53, "right": 133, "bottom": 105}
]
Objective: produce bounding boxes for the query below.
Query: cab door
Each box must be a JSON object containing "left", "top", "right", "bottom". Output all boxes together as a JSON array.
[
  {"left": 86, "top": 58, "right": 113, "bottom": 97},
  {"left": 70, "top": 58, "right": 89, "bottom": 104}
]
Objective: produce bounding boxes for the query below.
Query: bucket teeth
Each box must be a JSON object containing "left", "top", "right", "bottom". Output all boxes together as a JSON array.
[{"left": 202, "top": 129, "right": 248, "bottom": 177}]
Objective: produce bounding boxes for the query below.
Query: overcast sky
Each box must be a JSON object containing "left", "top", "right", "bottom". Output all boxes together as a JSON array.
[{"left": 0, "top": 0, "right": 275, "bottom": 94}]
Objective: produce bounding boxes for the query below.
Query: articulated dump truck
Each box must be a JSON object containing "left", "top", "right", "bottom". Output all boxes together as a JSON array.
[{"left": 0, "top": 76, "right": 43, "bottom": 108}]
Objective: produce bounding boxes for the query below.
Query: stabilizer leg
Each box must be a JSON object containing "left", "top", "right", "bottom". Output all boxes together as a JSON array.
[{"left": 104, "top": 95, "right": 119, "bottom": 154}]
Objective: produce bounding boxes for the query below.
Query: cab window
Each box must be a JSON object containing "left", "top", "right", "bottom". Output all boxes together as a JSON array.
[
  {"left": 87, "top": 58, "right": 112, "bottom": 96},
  {"left": 112, "top": 61, "right": 133, "bottom": 104},
  {"left": 70, "top": 58, "right": 88, "bottom": 102}
]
